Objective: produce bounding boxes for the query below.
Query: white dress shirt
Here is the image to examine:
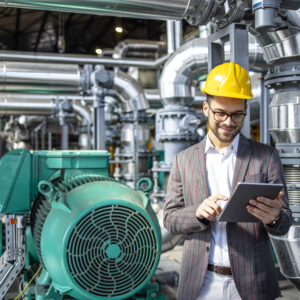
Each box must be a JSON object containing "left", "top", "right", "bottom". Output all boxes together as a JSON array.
[{"left": 205, "top": 133, "right": 240, "bottom": 267}]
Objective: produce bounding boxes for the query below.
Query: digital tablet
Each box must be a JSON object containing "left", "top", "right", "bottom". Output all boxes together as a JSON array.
[{"left": 218, "top": 182, "right": 283, "bottom": 222}]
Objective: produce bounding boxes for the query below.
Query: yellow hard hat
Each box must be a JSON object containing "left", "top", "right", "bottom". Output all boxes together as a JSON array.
[{"left": 202, "top": 62, "right": 253, "bottom": 99}]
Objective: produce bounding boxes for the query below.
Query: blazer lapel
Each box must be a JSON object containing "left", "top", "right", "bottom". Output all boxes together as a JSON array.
[
  {"left": 195, "top": 136, "right": 210, "bottom": 199},
  {"left": 231, "top": 134, "right": 252, "bottom": 194}
]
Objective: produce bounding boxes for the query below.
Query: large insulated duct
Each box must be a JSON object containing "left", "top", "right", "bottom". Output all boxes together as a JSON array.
[
  {"left": 0, "top": 0, "right": 203, "bottom": 22},
  {"left": 113, "top": 70, "right": 149, "bottom": 112},
  {"left": 0, "top": 61, "right": 81, "bottom": 93},
  {"left": 159, "top": 35, "right": 266, "bottom": 105},
  {"left": 112, "top": 70, "right": 151, "bottom": 187},
  {"left": 251, "top": 25, "right": 300, "bottom": 291},
  {"left": 254, "top": 28, "right": 300, "bottom": 64},
  {"left": 113, "top": 39, "right": 166, "bottom": 59},
  {"left": 0, "top": 94, "right": 56, "bottom": 115}
]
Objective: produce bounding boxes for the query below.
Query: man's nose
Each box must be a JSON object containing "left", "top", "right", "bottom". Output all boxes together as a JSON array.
[{"left": 223, "top": 115, "right": 235, "bottom": 126}]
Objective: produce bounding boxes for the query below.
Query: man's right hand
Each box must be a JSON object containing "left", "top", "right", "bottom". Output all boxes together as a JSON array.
[{"left": 196, "top": 194, "right": 228, "bottom": 221}]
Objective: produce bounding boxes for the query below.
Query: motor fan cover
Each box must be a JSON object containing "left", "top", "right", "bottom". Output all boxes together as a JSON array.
[{"left": 39, "top": 178, "right": 161, "bottom": 300}]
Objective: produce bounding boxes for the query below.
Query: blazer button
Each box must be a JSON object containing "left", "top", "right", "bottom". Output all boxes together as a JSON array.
[{"left": 206, "top": 246, "right": 210, "bottom": 252}]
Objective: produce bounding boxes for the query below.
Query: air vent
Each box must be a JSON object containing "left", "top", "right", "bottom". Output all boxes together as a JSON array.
[{"left": 66, "top": 204, "right": 158, "bottom": 298}]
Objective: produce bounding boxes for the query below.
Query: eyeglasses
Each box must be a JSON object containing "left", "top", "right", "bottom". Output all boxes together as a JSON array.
[{"left": 207, "top": 103, "right": 246, "bottom": 123}]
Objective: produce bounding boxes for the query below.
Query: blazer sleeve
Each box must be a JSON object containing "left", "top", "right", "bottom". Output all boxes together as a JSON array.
[
  {"left": 265, "top": 148, "right": 292, "bottom": 236},
  {"left": 163, "top": 154, "right": 209, "bottom": 234}
]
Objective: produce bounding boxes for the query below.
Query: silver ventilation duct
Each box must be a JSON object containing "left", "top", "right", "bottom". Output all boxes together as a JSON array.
[
  {"left": 0, "top": 61, "right": 81, "bottom": 92},
  {"left": 269, "top": 90, "right": 300, "bottom": 144},
  {"left": 113, "top": 39, "right": 166, "bottom": 60},
  {"left": 0, "top": 0, "right": 203, "bottom": 22},
  {"left": 113, "top": 70, "right": 149, "bottom": 112},
  {"left": 159, "top": 34, "right": 266, "bottom": 106},
  {"left": 251, "top": 23, "right": 300, "bottom": 291},
  {"left": 112, "top": 70, "right": 152, "bottom": 187}
]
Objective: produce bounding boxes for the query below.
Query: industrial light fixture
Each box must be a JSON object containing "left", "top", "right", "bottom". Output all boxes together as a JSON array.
[
  {"left": 95, "top": 48, "right": 103, "bottom": 55},
  {"left": 115, "top": 26, "right": 123, "bottom": 33}
]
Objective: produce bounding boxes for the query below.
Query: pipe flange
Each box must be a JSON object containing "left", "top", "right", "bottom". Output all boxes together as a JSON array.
[
  {"left": 80, "top": 64, "right": 93, "bottom": 93},
  {"left": 185, "top": 0, "right": 215, "bottom": 26},
  {"left": 265, "top": 63, "right": 300, "bottom": 89},
  {"left": 210, "top": 0, "right": 246, "bottom": 29}
]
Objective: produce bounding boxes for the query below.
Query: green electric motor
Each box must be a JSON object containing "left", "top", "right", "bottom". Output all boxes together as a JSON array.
[{"left": 0, "top": 149, "right": 161, "bottom": 300}]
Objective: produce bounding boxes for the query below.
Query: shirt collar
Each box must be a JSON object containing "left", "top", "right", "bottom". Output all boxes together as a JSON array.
[{"left": 205, "top": 133, "right": 240, "bottom": 154}]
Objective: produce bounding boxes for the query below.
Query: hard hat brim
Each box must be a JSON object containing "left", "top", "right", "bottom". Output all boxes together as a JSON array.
[{"left": 202, "top": 88, "right": 253, "bottom": 100}]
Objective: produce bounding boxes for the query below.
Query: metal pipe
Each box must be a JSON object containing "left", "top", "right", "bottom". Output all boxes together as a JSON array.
[
  {"left": 0, "top": 0, "right": 198, "bottom": 21},
  {"left": 72, "top": 103, "right": 92, "bottom": 127},
  {"left": 260, "top": 78, "right": 271, "bottom": 144},
  {"left": 61, "top": 123, "right": 69, "bottom": 150},
  {"left": 92, "top": 93, "right": 106, "bottom": 150},
  {"left": 167, "top": 20, "right": 176, "bottom": 54},
  {"left": 48, "top": 132, "right": 52, "bottom": 150},
  {"left": 0, "top": 94, "right": 56, "bottom": 115},
  {"left": 73, "top": 103, "right": 92, "bottom": 150},
  {"left": 159, "top": 35, "right": 266, "bottom": 106},
  {"left": 144, "top": 88, "right": 206, "bottom": 108},
  {"left": 41, "top": 118, "right": 46, "bottom": 150},
  {"left": 33, "top": 120, "right": 46, "bottom": 150},
  {"left": 284, "top": 8, "right": 300, "bottom": 27},
  {"left": 0, "top": 50, "right": 169, "bottom": 69},
  {"left": 133, "top": 99, "right": 139, "bottom": 187},
  {"left": 175, "top": 21, "right": 183, "bottom": 49},
  {"left": 0, "top": 61, "right": 81, "bottom": 88},
  {"left": 250, "top": 27, "right": 300, "bottom": 64},
  {"left": 113, "top": 70, "right": 149, "bottom": 112},
  {"left": 113, "top": 39, "right": 166, "bottom": 59}
]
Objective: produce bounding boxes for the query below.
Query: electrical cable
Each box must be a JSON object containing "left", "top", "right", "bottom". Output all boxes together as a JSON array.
[{"left": 13, "top": 265, "right": 42, "bottom": 300}]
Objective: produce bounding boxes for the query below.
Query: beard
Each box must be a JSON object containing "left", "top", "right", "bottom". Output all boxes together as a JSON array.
[{"left": 210, "top": 122, "right": 241, "bottom": 144}]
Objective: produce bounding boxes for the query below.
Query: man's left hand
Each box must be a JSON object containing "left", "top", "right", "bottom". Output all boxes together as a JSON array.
[{"left": 247, "top": 192, "right": 283, "bottom": 225}]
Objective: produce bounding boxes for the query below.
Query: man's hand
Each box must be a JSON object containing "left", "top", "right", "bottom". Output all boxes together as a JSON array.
[
  {"left": 196, "top": 194, "right": 228, "bottom": 221},
  {"left": 247, "top": 191, "right": 283, "bottom": 225}
]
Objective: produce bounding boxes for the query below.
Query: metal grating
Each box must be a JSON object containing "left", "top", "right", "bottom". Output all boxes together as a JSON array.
[
  {"left": 66, "top": 204, "right": 158, "bottom": 297},
  {"left": 284, "top": 165, "right": 300, "bottom": 206}
]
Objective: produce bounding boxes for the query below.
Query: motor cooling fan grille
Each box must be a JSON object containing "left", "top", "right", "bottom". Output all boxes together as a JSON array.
[{"left": 66, "top": 204, "right": 158, "bottom": 297}]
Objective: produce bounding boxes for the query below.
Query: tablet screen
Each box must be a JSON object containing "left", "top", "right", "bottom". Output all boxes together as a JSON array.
[{"left": 218, "top": 182, "right": 283, "bottom": 222}]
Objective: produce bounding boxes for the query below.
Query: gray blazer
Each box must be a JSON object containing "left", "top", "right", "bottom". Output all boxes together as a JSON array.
[{"left": 163, "top": 134, "right": 292, "bottom": 300}]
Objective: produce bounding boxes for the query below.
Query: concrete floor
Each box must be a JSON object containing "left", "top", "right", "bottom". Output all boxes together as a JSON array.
[{"left": 156, "top": 245, "right": 300, "bottom": 300}]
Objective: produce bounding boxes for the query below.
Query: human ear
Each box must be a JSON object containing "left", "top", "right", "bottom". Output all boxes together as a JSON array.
[{"left": 203, "top": 101, "right": 209, "bottom": 117}]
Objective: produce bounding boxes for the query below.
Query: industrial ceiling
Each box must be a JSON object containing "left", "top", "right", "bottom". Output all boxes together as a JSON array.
[{"left": 0, "top": 8, "right": 169, "bottom": 54}]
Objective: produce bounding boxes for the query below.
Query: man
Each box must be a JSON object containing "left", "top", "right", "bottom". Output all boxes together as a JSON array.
[{"left": 163, "top": 62, "right": 292, "bottom": 300}]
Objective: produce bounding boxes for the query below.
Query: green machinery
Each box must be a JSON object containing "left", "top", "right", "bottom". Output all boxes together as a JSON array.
[{"left": 0, "top": 149, "right": 162, "bottom": 299}]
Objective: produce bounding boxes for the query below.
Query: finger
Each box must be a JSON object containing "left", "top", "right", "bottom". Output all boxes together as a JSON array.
[
  {"left": 207, "top": 201, "right": 222, "bottom": 215},
  {"left": 196, "top": 200, "right": 218, "bottom": 218},
  {"left": 249, "top": 199, "right": 278, "bottom": 214},
  {"left": 200, "top": 209, "right": 215, "bottom": 221},
  {"left": 249, "top": 200, "right": 280, "bottom": 216},
  {"left": 209, "top": 194, "right": 228, "bottom": 203},
  {"left": 203, "top": 205, "right": 217, "bottom": 217},
  {"left": 247, "top": 205, "right": 273, "bottom": 223},
  {"left": 196, "top": 203, "right": 216, "bottom": 219},
  {"left": 276, "top": 191, "right": 283, "bottom": 201},
  {"left": 256, "top": 197, "right": 282, "bottom": 209}
]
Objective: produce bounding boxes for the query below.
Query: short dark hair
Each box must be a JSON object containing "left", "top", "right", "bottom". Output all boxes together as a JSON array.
[{"left": 206, "top": 94, "right": 213, "bottom": 104}]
